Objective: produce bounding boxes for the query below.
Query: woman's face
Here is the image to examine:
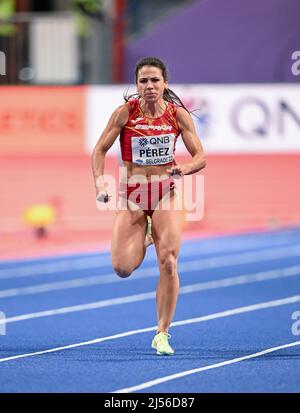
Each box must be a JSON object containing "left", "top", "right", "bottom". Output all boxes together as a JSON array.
[{"left": 136, "top": 65, "right": 168, "bottom": 103}]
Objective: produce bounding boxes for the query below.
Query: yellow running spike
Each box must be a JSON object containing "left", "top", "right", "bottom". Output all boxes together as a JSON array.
[{"left": 151, "top": 332, "right": 175, "bottom": 355}]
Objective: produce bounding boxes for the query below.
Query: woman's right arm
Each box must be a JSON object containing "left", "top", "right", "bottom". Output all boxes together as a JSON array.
[{"left": 91, "top": 103, "right": 129, "bottom": 199}]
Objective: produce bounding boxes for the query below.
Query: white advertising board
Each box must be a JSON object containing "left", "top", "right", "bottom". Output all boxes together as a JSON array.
[{"left": 86, "top": 84, "right": 300, "bottom": 154}]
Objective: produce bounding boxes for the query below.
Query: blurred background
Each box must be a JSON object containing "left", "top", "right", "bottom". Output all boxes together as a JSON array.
[{"left": 0, "top": 0, "right": 300, "bottom": 259}]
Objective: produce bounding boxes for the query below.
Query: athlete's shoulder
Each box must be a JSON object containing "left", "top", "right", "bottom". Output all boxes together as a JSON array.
[
  {"left": 176, "top": 106, "right": 191, "bottom": 120},
  {"left": 111, "top": 103, "right": 130, "bottom": 128},
  {"left": 126, "top": 97, "right": 141, "bottom": 121},
  {"left": 176, "top": 105, "right": 190, "bottom": 115},
  {"left": 175, "top": 106, "right": 194, "bottom": 131},
  {"left": 127, "top": 97, "right": 139, "bottom": 110}
]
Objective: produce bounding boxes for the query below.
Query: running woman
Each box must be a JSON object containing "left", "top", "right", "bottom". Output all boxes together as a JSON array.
[{"left": 92, "top": 57, "right": 206, "bottom": 355}]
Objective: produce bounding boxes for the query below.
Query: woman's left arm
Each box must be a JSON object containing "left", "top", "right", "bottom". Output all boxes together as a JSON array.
[{"left": 167, "top": 107, "right": 206, "bottom": 176}]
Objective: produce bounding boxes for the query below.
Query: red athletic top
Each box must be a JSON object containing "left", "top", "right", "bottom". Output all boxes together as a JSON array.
[{"left": 120, "top": 98, "right": 180, "bottom": 166}]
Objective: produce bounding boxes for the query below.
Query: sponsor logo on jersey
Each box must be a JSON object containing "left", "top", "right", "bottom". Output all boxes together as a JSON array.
[
  {"left": 137, "top": 136, "right": 171, "bottom": 147},
  {"left": 131, "top": 117, "right": 144, "bottom": 124},
  {"left": 139, "top": 137, "right": 148, "bottom": 147},
  {"left": 135, "top": 124, "right": 172, "bottom": 131}
]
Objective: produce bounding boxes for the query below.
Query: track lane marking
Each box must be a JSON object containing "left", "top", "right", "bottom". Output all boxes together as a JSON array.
[
  {"left": 1, "top": 240, "right": 300, "bottom": 280},
  {"left": 0, "top": 294, "right": 300, "bottom": 363},
  {"left": 114, "top": 341, "right": 300, "bottom": 393},
  {"left": 0, "top": 263, "right": 300, "bottom": 298},
  {"left": 1, "top": 264, "right": 300, "bottom": 324}
]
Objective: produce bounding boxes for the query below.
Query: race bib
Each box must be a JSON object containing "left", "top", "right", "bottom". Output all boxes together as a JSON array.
[{"left": 132, "top": 134, "right": 175, "bottom": 166}]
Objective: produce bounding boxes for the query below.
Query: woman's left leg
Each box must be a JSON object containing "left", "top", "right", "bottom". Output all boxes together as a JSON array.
[{"left": 151, "top": 191, "right": 184, "bottom": 333}]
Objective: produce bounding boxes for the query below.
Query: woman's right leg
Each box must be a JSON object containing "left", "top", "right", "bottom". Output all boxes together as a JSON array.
[{"left": 111, "top": 208, "right": 147, "bottom": 278}]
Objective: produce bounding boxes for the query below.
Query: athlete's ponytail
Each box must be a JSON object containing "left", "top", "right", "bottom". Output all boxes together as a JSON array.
[{"left": 163, "top": 87, "right": 189, "bottom": 113}]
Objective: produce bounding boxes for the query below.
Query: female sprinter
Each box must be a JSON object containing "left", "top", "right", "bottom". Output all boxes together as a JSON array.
[{"left": 92, "top": 57, "right": 206, "bottom": 355}]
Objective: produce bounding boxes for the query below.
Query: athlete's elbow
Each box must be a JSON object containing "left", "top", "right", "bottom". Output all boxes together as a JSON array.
[
  {"left": 200, "top": 157, "right": 206, "bottom": 170},
  {"left": 195, "top": 155, "right": 206, "bottom": 173}
]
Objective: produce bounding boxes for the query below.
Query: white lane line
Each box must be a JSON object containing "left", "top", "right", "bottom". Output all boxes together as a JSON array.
[
  {"left": 0, "top": 326, "right": 156, "bottom": 363},
  {"left": 0, "top": 291, "right": 156, "bottom": 325},
  {"left": 1, "top": 242, "right": 300, "bottom": 294},
  {"left": 0, "top": 294, "right": 299, "bottom": 363},
  {"left": 185, "top": 244, "right": 300, "bottom": 269},
  {"left": 1, "top": 238, "right": 300, "bottom": 280},
  {"left": 0, "top": 257, "right": 106, "bottom": 280},
  {"left": 114, "top": 341, "right": 300, "bottom": 393},
  {"left": 0, "top": 260, "right": 300, "bottom": 298},
  {"left": 1, "top": 265, "right": 300, "bottom": 324}
]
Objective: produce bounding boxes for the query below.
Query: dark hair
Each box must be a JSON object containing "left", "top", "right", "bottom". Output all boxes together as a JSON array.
[{"left": 124, "top": 56, "right": 189, "bottom": 113}]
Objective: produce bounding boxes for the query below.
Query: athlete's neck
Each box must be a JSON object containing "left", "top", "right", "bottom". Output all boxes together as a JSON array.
[{"left": 140, "top": 99, "right": 167, "bottom": 118}]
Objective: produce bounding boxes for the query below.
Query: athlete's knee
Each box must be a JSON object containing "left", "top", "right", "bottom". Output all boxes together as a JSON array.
[
  {"left": 113, "top": 263, "right": 133, "bottom": 278},
  {"left": 111, "top": 257, "right": 133, "bottom": 278},
  {"left": 159, "top": 251, "right": 178, "bottom": 277}
]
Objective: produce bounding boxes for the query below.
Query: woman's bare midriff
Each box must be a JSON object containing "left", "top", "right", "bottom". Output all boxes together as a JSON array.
[{"left": 121, "top": 161, "right": 172, "bottom": 183}]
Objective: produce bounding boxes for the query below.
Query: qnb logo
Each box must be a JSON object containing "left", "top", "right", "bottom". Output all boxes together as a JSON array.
[
  {"left": 139, "top": 137, "right": 148, "bottom": 147},
  {"left": 291, "top": 51, "right": 300, "bottom": 76},
  {"left": 291, "top": 311, "right": 300, "bottom": 336},
  {"left": 0, "top": 51, "right": 6, "bottom": 76},
  {"left": 0, "top": 311, "right": 6, "bottom": 335},
  {"left": 231, "top": 97, "right": 300, "bottom": 138}
]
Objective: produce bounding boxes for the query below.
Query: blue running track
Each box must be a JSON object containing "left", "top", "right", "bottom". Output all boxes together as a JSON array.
[{"left": 0, "top": 227, "right": 300, "bottom": 393}]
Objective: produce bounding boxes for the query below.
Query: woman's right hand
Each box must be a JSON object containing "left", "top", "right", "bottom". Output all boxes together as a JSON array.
[
  {"left": 96, "top": 181, "right": 111, "bottom": 203},
  {"left": 96, "top": 190, "right": 111, "bottom": 203}
]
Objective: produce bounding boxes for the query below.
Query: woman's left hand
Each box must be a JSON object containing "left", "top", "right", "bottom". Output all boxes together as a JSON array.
[{"left": 166, "top": 164, "right": 185, "bottom": 177}]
